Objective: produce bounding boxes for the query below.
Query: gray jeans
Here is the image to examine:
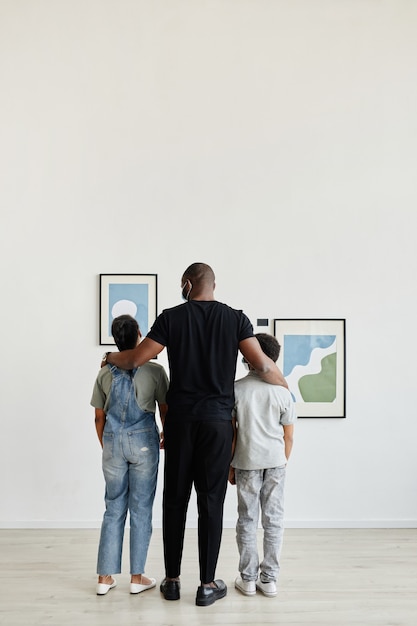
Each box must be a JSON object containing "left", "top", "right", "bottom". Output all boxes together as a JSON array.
[{"left": 235, "top": 466, "right": 286, "bottom": 582}]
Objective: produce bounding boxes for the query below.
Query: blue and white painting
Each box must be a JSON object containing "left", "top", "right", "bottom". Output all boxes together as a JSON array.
[
  {"left": 108, "top": 283, "right": 149, "bottom": 335},
  {"left": 284, "top": 334, "right": 337, "bottom": 403}
]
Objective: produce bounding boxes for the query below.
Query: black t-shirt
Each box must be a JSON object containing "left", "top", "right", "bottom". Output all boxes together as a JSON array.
[{"left": 147, "top": 300, "right": 254, "bottom": 421}]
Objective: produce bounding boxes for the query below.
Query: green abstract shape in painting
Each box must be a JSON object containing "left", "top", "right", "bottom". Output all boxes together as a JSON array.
[{"left": 298, "top": 353, "right": 337, "bottom": 402}]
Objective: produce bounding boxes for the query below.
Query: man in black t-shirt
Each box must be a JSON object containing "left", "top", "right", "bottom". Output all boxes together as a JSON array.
[{"left": 104, "top": 263, "right": 287, "bottom": 606}]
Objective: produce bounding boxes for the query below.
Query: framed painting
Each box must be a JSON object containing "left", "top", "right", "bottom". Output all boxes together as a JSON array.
[
  {"left": 99, "top": 274, "right": 157, "bottom": 345},
  {"left": 273, "top": 319, "right": 346, "bottom": 418}
]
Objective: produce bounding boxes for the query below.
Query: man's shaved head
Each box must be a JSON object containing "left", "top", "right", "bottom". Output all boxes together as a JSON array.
[{"left": 182, "top": 262, "right": 215, "bottom": 287}]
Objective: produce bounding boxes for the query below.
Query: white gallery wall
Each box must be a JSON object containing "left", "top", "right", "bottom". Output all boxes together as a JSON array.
[{"left": 1, "top": 0, "right": 416, "bottom": 528}]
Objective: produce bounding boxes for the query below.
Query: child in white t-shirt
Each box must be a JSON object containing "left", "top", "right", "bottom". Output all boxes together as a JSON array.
[{"left": 229, "top": 333, "right": 296, "bottom": 598}]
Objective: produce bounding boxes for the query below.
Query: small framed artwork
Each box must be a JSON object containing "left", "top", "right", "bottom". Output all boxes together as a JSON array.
[
  {"left": 100, "top": 274, "right": 157, "bottom": 345},
  {"left": 273, "top": 319, "right": 346, "bottom": 418}
]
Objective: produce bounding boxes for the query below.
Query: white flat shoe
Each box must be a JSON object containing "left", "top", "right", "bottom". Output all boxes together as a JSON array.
[
  {"left": 97, "top": 578, "right": 117, "bottom": 595},
  {"left": 130, "top": 578, "right": 156, "bottom": 594},
  {"left": 256, "top": 579, "right": 277, "bottom": 597},
  {"left": 235, "top": 576, "right": 256, "bottom": 596}
]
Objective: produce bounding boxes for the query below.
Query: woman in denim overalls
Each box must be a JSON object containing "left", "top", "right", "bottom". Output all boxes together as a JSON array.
[{"left": 91, "top": 315, "right": 168, "bottom": 595}]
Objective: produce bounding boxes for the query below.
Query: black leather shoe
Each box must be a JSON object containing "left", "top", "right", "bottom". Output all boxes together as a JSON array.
[
  {"left": 160, "top": 578, "right": 180, "bottom": 601},
  {"left": 195, "top": 579, "right": 227, "bottom": 606}
]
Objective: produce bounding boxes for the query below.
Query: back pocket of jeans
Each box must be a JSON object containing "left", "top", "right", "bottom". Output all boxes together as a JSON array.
[{"left": 127, "top": 428, "right": 157, "bottom": 462}]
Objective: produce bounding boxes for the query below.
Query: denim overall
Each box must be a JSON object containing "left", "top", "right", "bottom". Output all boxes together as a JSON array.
[{"left": 97, "top": 365, "right": 160, "bottom": 575}]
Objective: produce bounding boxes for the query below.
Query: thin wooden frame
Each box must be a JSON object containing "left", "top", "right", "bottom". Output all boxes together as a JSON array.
[
  {"left": 273, "top": 319, "right": 346, "bottom": 418},
  {"left": 99, "top": 274, "right": 157, "bottom": 345}
]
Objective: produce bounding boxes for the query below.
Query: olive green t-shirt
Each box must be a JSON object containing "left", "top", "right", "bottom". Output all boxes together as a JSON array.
[{"left": 90, "top": 362, "right": 169, "bottom": 414}]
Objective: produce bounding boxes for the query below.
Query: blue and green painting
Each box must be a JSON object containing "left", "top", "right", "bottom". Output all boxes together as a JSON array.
[{"left": 284, "top": 335, "right": 337, "bottom": 403}]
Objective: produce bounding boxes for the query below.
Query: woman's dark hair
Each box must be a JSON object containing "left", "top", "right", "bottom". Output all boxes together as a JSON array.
[
  {"left": 255, "top": 333, "right": 281, "bottom": 363},
  {"left": 111, "top": 315, "right": 139, "bottom": 351}
]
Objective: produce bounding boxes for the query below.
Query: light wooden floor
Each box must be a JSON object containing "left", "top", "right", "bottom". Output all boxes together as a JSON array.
[{"left": 1, "top": 528, "right": 416, "bottom": 625}]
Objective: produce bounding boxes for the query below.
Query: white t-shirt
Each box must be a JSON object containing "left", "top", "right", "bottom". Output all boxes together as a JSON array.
[{"left": 231, "top": 371, "right": 296, "bottom": 470}]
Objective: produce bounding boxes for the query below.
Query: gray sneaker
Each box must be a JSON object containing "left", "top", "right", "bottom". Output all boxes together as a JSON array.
[
  {"left": 256, "top": 579, "right": 277, "bottom": 597},
  {"left": 235, "top": 576, "right": 256, "bottom": 596}
]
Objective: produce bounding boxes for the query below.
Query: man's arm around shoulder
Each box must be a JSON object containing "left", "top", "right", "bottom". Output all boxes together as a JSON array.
[{"left": 105, "top": 337, "right": 165, "bottom": 370}]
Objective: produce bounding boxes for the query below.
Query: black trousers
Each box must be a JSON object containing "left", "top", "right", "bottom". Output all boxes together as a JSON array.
[{"left": 162, "top": 419, "right": 233, "bottom": 584}]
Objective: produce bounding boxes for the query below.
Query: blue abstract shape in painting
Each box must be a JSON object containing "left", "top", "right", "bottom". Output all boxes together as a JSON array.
[
  {"left": 283, "top": 335, "right": 336, "bottom": 377},
  {"left": 108, "top": 283, "right": 149, "bottom": 335}
]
